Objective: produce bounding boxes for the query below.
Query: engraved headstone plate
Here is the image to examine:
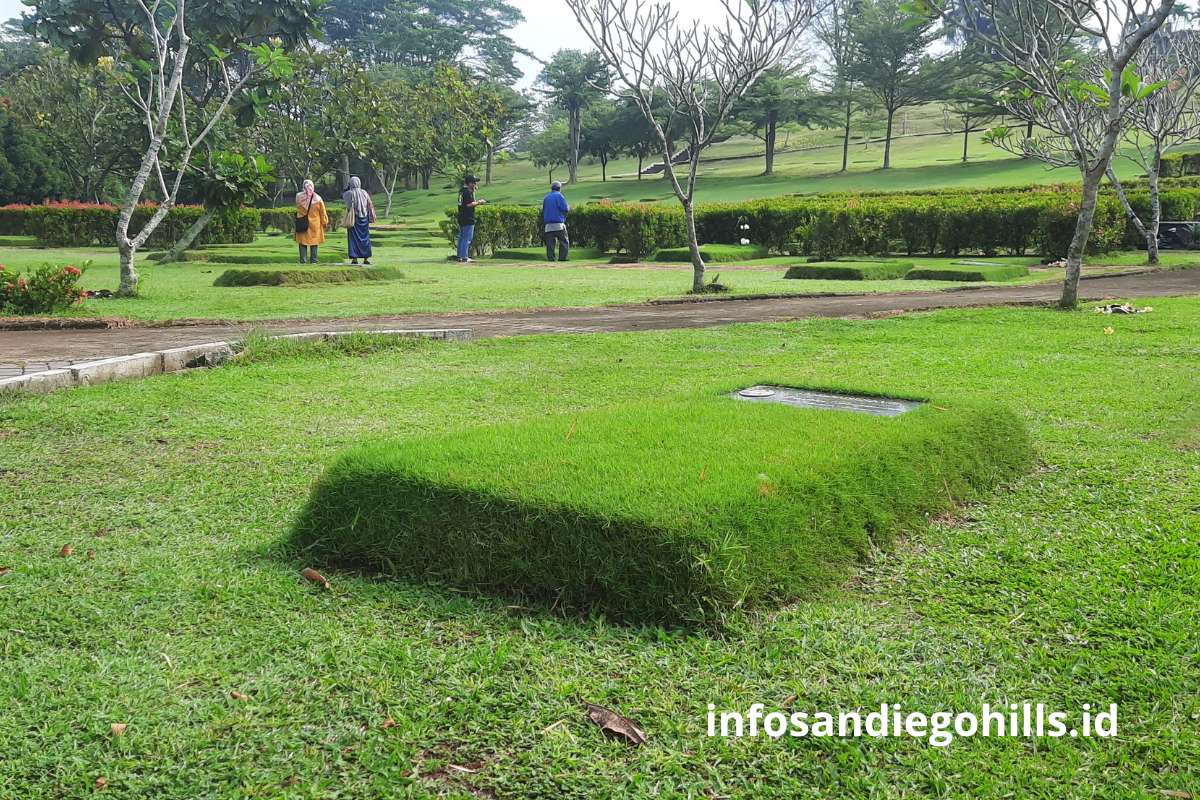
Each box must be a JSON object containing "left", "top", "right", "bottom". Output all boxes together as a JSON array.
[{"left": 731, "top": 385, "right": 923, "bottom": 417}]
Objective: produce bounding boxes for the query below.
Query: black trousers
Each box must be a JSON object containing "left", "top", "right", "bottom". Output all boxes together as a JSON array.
[
  {"left": 544, "top": 228, "right": 569, "bottom": 261},
  {"left": 298, "top": 245, "right": 318, "bottom": 263}
]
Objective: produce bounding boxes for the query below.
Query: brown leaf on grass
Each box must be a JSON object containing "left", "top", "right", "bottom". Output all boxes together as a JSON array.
[
  {"left": 94, "top": 777, "right": 107, "bottom": 790},
  {"left": 699, "top": 466, "right": 707, "bottom": 482},
  {"left": 583, "top": 702, "right": 647, "bottom": 746},
  {"left": 59, "top": 545, "right": 74, "bottom": 557},
  {"left": 565, "top": 420, "right": 578, "bottom": 441},
  {"left": 109, "top": 723, "right": 127, "bottom": 737},
  {"left": 381, "top": 718, "right": 396, "bottom": 730},
  {"left": 781, "top": 694, "right": 797, "bottom": 708},
  {"left": 1158, "top": 791, "right": 1194, "bottom": 799},
  {"left": 230, "top": 691, "right": 249, "bottom": 701},
  {"left": 0, "top": 567, "right": 11, "bottom": 576},
  {"left": 280, "top": 776, "right": 299, "bottom": 788},
  {"left": 86, "top": 550, "right": 95, "bottom": 561},
  {"left": 301, "top": 567, "right": 330, "bottom": 589}
]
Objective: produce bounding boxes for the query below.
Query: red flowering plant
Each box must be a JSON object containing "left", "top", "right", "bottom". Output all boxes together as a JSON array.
[{"left": 0, "top": 261, "right": 88, "bottom": 315}]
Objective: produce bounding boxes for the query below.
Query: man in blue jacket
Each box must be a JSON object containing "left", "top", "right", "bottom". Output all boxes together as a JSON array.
[{"left": 541, "top": 180, "right": 570, "bottom": 262}]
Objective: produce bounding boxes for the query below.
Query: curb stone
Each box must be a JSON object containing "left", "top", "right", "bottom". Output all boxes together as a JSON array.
[{"left": 0, "top": 328, "right": 471, "bottom": 396}]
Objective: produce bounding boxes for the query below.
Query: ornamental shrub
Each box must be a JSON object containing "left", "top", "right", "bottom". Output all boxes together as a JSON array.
[
  {"left": 0, "top": 262, "right": 86, "bottom": 314},
  {"left": 0, "top": 203, "right": 259, "bottom": 247}
]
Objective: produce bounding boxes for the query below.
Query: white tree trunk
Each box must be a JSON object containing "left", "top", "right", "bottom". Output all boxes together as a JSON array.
[
  {"left": 1062, "top": 170, "right": 1104, "bottom": 308},
  {"left": 685, "top": 201, "right": 705, "bottom": 292},
  {"left": 157, "top": 207, "right": 217, "bottom": 263}
]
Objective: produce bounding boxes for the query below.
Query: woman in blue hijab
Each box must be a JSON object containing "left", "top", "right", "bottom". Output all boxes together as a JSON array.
[{"left": 342, "top": 176, "right": 377, "bottom": 265}]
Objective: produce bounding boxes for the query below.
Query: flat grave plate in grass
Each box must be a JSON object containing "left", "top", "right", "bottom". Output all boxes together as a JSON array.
[{"left": 733, "top": 385, "right": 924, "bottom": 417}]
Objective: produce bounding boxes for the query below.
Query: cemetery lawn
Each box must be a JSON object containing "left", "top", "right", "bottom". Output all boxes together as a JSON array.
[
  {"left": 2, "top": 238, "right": 1195, "bottom": 323},
  {"left": 2, "top": 299, "right": 1198, "bottom": 798}
]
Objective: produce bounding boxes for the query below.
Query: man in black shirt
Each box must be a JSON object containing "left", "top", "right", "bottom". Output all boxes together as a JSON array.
[{"left": 456, "top": 175, "right": 486, "bottom": 262}]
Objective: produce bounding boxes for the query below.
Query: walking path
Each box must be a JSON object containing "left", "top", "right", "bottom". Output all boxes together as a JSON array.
[{"left": 3, "top": 269, "right": 1198, "bottom": 377}]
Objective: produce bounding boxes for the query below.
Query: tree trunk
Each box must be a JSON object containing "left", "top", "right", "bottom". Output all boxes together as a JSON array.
[
  {"left": 118, "top": 239, "right": 139, "bottom": 297},
  {"left": 485, "top": 146, "right": 495, "bottom": 185},
  {"left": 841, "top": 90, "right": 852, "bottom": 173},
  {"left": 684, "top": 201, "right": 705, "bottom": 293},
  {"left": 1107, "top": 164, "right": 1155, "bottom": 266},
  {"left": 962, "top": 124, "right": 970, "bottom": 162},
  {"left": 568, "top": 106, "right": 580, "bottom": 184},
  {"left": 338, "top": 154, "right": 350, "bottom": 190},
  {"left": 601, "top": 154, "right": 607, "bottom": 182},
  {"left": 157, "top": 206, "right": 217, "bottom": 263},
  {"left": 1147, "top": 160, "right": 1161, "bottom": 265},
  {"left": 1062, "top": 169, "right": 1104, "bottom": 308},
  {"left": 637, "top": 152, "right": 643, "bottom": 180},
  {"left": 882, "top": 109, "right": 895, "bottom": 170},
  {"left": 764, "top": 110, "right": 777, "bottom": 176},
  {"left": 383, "top": 168, "right": 399, "bottom": 218}
]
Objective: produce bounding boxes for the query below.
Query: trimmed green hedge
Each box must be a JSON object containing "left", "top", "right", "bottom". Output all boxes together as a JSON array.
[
  {"left": 0, "top": 203, "right": 260, "bottom": 247},
  {"left": 904, "top": 264, "right": 1030, "bottom": 282},
  {"left": 784, "top": 260, "right": 914, "bottom": 280},
  {"left": 213, "top": 267, "right": 403, "bottom": 286},
  {"left": 652, "top": 244, "right": 769, "bottom": 263},
  {"left": 290, "top": 395, "right": 1032, "bottom": 625},
  {"left": 442, "top": 186, "right": 1160, "bottom": 261}
]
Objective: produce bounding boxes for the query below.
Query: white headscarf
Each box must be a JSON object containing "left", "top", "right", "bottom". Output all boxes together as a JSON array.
[
  {"left": 295, "top": 179, "right": 321, "bottom": 206},
  {"left": 343, "top": 176, "right": 371, "bottom": 219}
]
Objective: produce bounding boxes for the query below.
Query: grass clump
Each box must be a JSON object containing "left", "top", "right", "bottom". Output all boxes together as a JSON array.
[
  {"left": 491, "top": 246, "right": 607, "bottom": 261},
  {"left": 785, "top": 260, "right": 914, "bottom": 280},
  {"left": 213, "top": 267, "right": 403, "bottom": 287},
  {"left": 291, "top": 395, "right": 1031, "bottom": 625},
  {"left": 905, "top": 263, "right": 1030, "bottom": 282},
  {"left": 652, "top": 244, "right": 769, "bottom": 263}
]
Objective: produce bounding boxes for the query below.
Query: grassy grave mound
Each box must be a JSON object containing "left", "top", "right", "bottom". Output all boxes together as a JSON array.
[
  {"left": 490, "top": 246, "right": 608, "bottom": 261},
  {"left": 291, "top": 395, "right": 1031, "bottom": 625},
  {"left": 213, "top": 267, "right": 403, "bottom": 287},
  {"left": 784, "top": 260, "right": 915, "bottom": 280},
  {"left": 652, "top": 244, "right": 769, "bottom": 263},
  {"left": 904, "top": 263, "right": 1030, "bottom": 282}
]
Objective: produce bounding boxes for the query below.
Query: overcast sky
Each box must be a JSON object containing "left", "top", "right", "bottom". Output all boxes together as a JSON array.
[{"left": 0, "top": 0, "right": 734, "bottom": 86}]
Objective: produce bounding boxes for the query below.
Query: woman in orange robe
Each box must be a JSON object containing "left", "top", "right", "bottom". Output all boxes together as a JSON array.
[{"left": 294, "top": 180, "right": 329, "bottom": 263}]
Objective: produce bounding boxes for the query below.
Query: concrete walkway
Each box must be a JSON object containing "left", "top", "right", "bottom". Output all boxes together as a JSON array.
[{"left": 3, "top": 269, "right": 1198, "bottom": 375}]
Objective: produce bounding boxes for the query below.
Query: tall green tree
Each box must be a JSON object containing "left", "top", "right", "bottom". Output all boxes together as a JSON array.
[
  {"left": 3, "top": 51, "right": 140, "bottom": 201},
  {"left": 321, "top": 0, "right": 528, "bottom": 81},
  {"left": 537, "top": 50, "right": 609, "bottom": 184},
  {"left": 0, "top": 103, "right": 67, "bottom": 203},
  {"left": 733, "top": 68, "right": 824, "bottom": 175},
  {"left": 848, "top": 0, "right": 942, "bottom": 169},
  {"left": 580, "top": 105, "right": 622, "bottom": 181},
  {"left": 815, "top": 0, "right": 860, "bottom": 172},
  {"left": 528, "top": 119, "right": 571, "bottom": 182},
  {"left": 483, "top": 84, "right": 534, "bottom": 185}
]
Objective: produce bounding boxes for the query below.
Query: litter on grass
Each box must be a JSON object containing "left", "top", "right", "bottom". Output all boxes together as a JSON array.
[{"left": 1095, "top": 303, "right": 1154, "bottom": 314}]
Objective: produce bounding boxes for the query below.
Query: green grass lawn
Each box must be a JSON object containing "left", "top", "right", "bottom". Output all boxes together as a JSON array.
[
  {"left": 293, "top": 396, "right": 1029, "bottom": 624},
  {"left": 1, "top": 236, "right": 1188, "bottom": 323},
  {"left": 2, "top": 301, "right": 1197, "bottom": 797}
]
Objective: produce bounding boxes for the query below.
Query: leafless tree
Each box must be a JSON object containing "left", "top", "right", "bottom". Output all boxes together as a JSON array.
[
  {"left": 565, "top": 0, "right": 817, "bottom": 292},
  {"left": 111, "top": 0, "right": 285, "bottom": 296},
  {"left": 1106, "top": 29, "right": 1200, "bottom": 264},
  {"left": 942, "top": 0, "right": 1177, "bottom": 307}
]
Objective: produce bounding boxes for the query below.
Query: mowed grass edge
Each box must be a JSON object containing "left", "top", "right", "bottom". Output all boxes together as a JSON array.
[{"left": 289, "top": 396, "right": 1033, "bottom": 625}]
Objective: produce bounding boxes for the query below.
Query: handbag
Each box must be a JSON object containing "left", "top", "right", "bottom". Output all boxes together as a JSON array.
[
  {"left": 341, "top": 207, "right": 356, "bottom": 229},
  {"left": 295, "top": 194, "right": 314, "bottom": 234}
]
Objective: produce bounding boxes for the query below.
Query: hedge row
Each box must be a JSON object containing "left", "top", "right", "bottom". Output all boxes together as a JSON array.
[
  {"left": 1158, "top": 153, "right": 1200, "bottom": 178},
  {"left": 784, "top": 261, "right": 915, "bottom": 280},
  {"left": 904, "top": 264, "right": 1030, "bottom": 282},
  {"left": 443, "top": 185, "right": 1199, "bottom": 261},
  {"left": 0, "top": 203, "right": 260, "bottom": 247}
]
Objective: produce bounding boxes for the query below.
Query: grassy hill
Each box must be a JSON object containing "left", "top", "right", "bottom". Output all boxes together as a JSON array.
[{"left": 378, "top": 107, "right": 1151, "bottom": 224}]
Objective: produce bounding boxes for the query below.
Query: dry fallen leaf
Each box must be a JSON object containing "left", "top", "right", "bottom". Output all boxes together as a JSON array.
[
  {"left": 280, "top": 776, "right": 299, "bottom": 788},
  {"left": 86, "top": 549, "right": 95, "bottom": 561},
  {"left": 1158, "top": 791, "right": 1193, "bottom": 799},
  {"left": 94, "top": 777, "right": 107, "bottom": 790},
  {"left": 381, "top": 718, "right": 396, "bottom": 730},
  {"left": 110, "top": 723, "right": 127, "bottom": 737},
  {"left": 1103, "top": 326, "right": 1115, "bottom": 335},
  {"left": 446, "top": 764, "right": 480, "bottom": 774},
  {"left": 230, "top": 691, "right": 249, "bottom": 701},
  {"left": 699, "top": 466, "right": 707, "bottom": 482},
  {"left": 583, "top": 702, "right": 647, "bottom": 746},
  {"left": 301, "top": 567, "right": 330, "bottom": 589},
  {"left": 0, "top": 567, "right": 11, "bottom": 576},
  {"left": 565, "top": 420, "right": 578, "bottom": 441},
  {"left": 59, "top": 545, "right": 74, "bottom": 557}
]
